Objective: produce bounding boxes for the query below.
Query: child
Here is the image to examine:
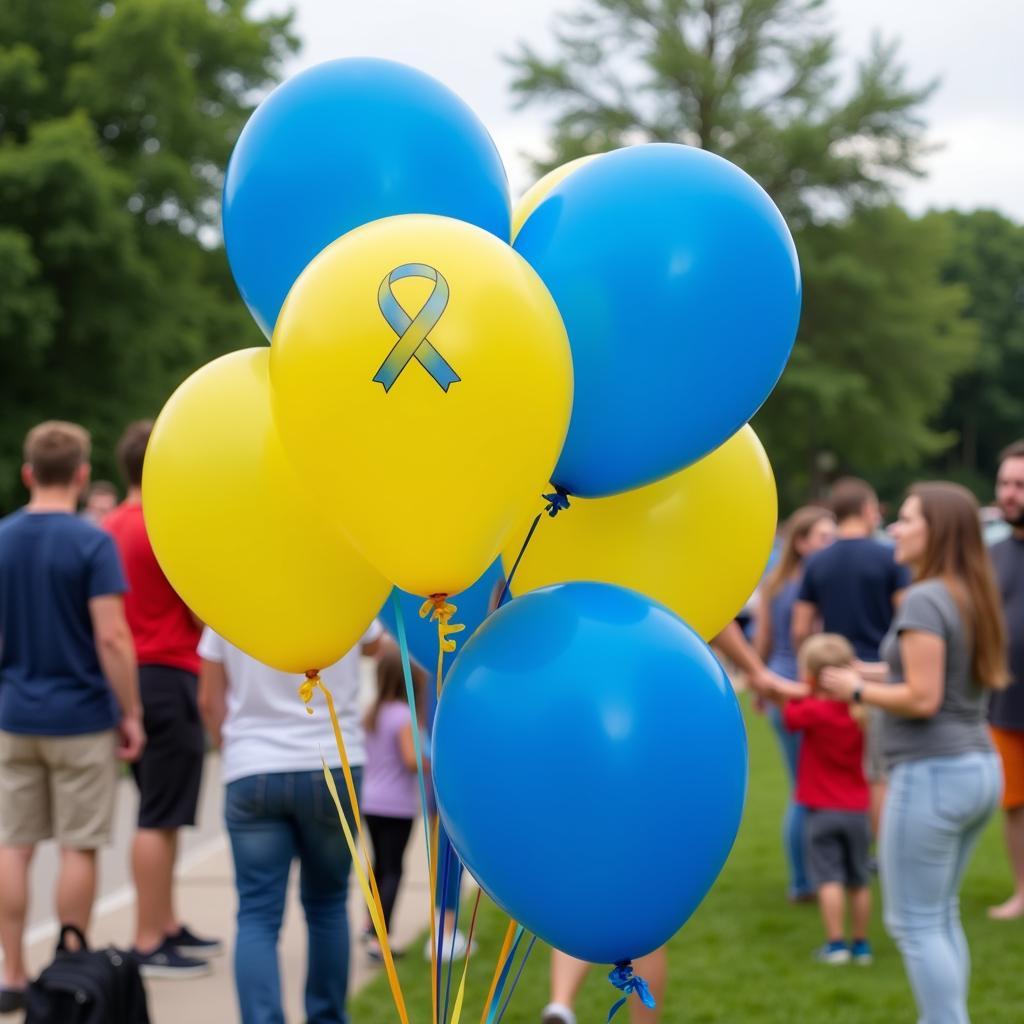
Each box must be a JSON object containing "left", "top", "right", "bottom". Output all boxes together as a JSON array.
[
  {"left": 781, "top": 633, "right": 872, "bottom": 965},
  {"left": 361, "top": 640, "right": 426, "bottom": 959}
]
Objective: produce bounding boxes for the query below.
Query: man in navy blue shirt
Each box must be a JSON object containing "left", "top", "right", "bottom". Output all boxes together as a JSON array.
[
  {"left": 792, "top": 477, "right": 910, "bottom": 836},
  {"left": 0, "top": 422, "right": 144, "bottom": 1013}
]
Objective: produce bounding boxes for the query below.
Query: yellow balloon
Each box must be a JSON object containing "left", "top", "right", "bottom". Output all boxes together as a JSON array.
[
  {"left": 143, "top": 349, "right": 391, "bottom": 673},
  {"left": 504, "top": 426, "right": 778, "bottom": 640},
  {"left": 510, "top": 155, "right": 600, "bottom": 241},
  {"left": 270, "top": 214, "right": 573, "bottom": 598}
]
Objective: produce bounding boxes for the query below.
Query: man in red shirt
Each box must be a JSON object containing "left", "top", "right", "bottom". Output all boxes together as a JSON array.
[
  {"left": 781, "top": 633, "right": 873, "bottom": 966},
  {"left": 105, "top": 421, "right": 219, "bottom": 978}
]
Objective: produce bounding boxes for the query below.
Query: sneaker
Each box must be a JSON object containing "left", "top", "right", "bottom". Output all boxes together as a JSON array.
[
  {"left": 135, "top": 938, "right": 211, "bottom": 979},
  {"left": 168, "top": 924, "right": 223, "bottom": 957},
  {"left": 851, "top": 939, "right": 873, "bottom": 965},
  {"left": 541, "top": 1002, "right": 577, "bottom": 1024},
  {"left": 422, "top": 928, "right": 477, "bottom": 962},
  {"left": 0, "top": 988, "right": 25, "bottom": 1015},
  {"left": 815, "top": 941, "right": 851, "bottom": 965}
]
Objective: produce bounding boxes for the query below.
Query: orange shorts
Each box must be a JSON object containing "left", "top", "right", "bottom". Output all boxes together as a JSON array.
[{"left": 991, "top": 726, "right": 1024, "bottom": 810}]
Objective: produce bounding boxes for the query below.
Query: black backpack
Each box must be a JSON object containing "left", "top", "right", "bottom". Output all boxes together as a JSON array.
[{"left": 25, "top": 925, "right": 150, "bottom": 1024}]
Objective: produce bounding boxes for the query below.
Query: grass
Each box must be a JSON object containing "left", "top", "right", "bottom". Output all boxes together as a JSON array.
[{"left": 352, "top": 694, "right": 1024, "bottom": 1023}]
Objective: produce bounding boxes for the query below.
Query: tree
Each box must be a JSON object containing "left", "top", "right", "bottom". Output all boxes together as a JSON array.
[
  {"left": 0, "top": 0, "right": 295, "bottom": 510},
  {"left": 507, "top": 0, "right": 976, "bottom": 506}
]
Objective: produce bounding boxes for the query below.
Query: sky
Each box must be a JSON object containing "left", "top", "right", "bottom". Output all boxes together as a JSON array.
[{"left": 257, "top": 0, "right": 1024, "bottom": 219}]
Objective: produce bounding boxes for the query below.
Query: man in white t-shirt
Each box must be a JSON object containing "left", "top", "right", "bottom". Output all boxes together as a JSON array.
[{"left": 198, "top": 622, "right": 382, "bottom": 1024}]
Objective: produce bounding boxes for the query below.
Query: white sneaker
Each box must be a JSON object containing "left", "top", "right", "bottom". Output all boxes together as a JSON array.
[
  {"left": 423, "top": 928, "right": 477, "bottom": 962},
  {"left": 541, "top": 1002, "right": 577, "bottom": 1024}
]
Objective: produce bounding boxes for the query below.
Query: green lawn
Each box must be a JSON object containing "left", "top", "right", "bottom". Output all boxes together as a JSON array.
[{"left": 352, "top": 695, "right": 1024, "bottom": 1023}]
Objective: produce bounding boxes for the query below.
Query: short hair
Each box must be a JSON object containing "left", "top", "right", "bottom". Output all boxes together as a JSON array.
[
  {"left": 23, "top": 421, "right": 91, "bottom": 486},
  {"left": 998, "top": 440, "right": 1024, "bottom": 465},
  {"left": 116, "top": 420, "right": 153, "bottom": 488},
  {"left": 798, "top": 633, "right": 855, "bottom": 679},
  {"left": 86, "top": 480, "right": 118, "bottom": 500},
  {"left": 828, "top": 476, "right": 877, "bottom": 522}
]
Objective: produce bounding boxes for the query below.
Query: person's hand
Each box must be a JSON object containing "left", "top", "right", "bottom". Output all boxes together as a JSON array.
[
  {"left": 854, "top": 660, "right": 888, "bottom": 683},
  {"left": 117, "top": 712, "right": 146, "bottom": 762},
  {"left": 818, "top": 666, "right": 861, "bottom": 703}
]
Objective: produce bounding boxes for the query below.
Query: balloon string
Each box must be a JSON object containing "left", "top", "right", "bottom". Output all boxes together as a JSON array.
[
  {"left": 495, "top": 933, "right": 539, "bottom": 1024},
  {"left": 420, "top": 594, "right": 465, "bottom": 696},
  {"left": 496, "top": 488, "right": 571, "bottom": 608},
  {"left": 441, "top": 851, "right": 465, "bottom": 1024},
  {"left": 298, "top": 674, "right": 409, "bottom": 1024},
  {"left": 448, "top": 890, "right": 483, "bottom": 1024},
  {"left": 483, "top": 924, "right": 526, "bottom": 1024},
  {"left": 480, "top": 920, "right": 520, "bottom": 1024},
  {"left": 607, "top": 960, "right": 657, "bottom": 1022}
]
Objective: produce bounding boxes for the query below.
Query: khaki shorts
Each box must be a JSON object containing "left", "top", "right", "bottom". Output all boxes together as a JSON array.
[{"left": 0, "top": 730, "right": 118, "bottom": 848}]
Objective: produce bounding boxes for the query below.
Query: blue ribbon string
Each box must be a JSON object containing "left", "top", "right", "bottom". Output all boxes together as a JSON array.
[
  {"left": 374, "top": 263, "right": 460, "bottom": 392},
  {"left": 440, "top": 853, "right": 464, "bottom": 1024},
  {"left": 495, "top": 487, "right": 571, "bottom": 608},
  {"left": 495, "top": 933, "right": 538, "bottom": 1024},
  {"left": 607, "top": 961, "right": 656, "bottom": 1022},
  {"left": 483, "top": 925, "right": 526, "bottom": 1024},
  {"left": 390, "top": 594, "right": 433, "bottom": 874},
  {"left": 434, "top": 838, "right": 453, "bottom": 1016}
]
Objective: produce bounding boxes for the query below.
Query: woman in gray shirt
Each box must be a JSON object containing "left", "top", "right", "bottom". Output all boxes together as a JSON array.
[{"left": 820, "top": 482, "right": 1008, "bottom": 1024}]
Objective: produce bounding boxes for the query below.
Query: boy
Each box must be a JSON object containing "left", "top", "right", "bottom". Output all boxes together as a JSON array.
[{"left": 781, "top": 633, "right": 872, "bottom": 965}]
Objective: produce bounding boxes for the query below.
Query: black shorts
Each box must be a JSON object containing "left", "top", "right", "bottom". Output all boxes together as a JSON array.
[
  {"left": 805, "top": 809, "right": 871, "bottom": 889},
  {"left": 132, "top": 665, "right": 205, "bottom": 829}
]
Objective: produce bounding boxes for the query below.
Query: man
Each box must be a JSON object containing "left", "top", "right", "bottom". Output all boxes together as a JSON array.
[
  {"left": 104, "top": 421, "right": 219, "bottom": 975},
  {"left": 0, "top": 422, "right": 144, "bottom": 1013},
  {"left": 792, "top": 477, "right": 910, "bottom": 833},
  {"left": 989, "top": 440, "right": 1024, "bottom": 920}
]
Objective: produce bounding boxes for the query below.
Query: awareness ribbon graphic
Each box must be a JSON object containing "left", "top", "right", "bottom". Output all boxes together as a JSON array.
[{"left": 374, "top": 264, "right": 460, "bottom": 392}]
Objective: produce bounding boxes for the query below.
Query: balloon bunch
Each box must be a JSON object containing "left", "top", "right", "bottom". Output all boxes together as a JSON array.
[{"left": 142, "top": 56, "right": 801, "bottom": 1019}]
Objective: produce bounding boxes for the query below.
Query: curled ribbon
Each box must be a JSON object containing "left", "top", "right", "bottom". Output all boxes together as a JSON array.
[
  {"left": 607, "top": 961, "right": 656, "bottom": 1022},
  {"left": 374, "top": 263, "right": 460, "bottom": 392},
  {"left": 419, "top": 595, "right": 466, "bottom": 654},
  {"left": 543, "top": 486, "right": 571, "bottom": 518}
]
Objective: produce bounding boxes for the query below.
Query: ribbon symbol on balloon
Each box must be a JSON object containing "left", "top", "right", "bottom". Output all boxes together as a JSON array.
[{"left": 374, "top": 263, "right": 460, "bottom": 392}]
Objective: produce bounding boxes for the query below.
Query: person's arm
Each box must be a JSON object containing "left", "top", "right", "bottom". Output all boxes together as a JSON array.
[
  {"left": 790, "top": 600, "right": 818, "bottom": 652},
  {"left": 753, "top": 590, "right": 773, "bottom": 662},
  {"left": 88, "top": 594, "right": 144, "bottom": 761},
  {"left": 397, "top": 721, "right": 421, "bottom": 772},
  {"left": 712, "top": 620, "right": 780, "bottom": 696},
  {"left": 853, "top": 661, "right": 889, "bottom": 683},
  {"left": 198, "top": 658, "right": 229, "bottom": 749},
  {"left": 820, "top": 631, "right": 944, "bottom": 718}
]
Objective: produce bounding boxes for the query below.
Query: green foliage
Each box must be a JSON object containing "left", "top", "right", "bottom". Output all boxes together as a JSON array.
[
  {"left": 0, "top": 0, "right": 295, "bottom": 510},
  {"left": 507, "top": 0, "right": 983, "bottom": 508}
]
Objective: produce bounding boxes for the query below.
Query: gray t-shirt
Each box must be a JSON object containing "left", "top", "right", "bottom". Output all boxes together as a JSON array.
[{"left": 880, "top": 579, "right": 993, "bottom": 768}]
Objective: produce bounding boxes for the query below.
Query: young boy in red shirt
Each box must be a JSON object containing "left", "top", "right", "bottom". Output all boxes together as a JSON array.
[{"left": 782, "top": 633, "right": 872, "bottom": 965}]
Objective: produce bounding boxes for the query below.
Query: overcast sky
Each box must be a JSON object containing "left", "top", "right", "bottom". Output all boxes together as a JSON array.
[{"left": 257, "top": 0, "right": 1023, "bottom": 219}]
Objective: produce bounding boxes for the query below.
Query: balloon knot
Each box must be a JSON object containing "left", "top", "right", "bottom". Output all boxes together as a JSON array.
[
  {"left": 606, "top": 961, "right": 656, "bottom": 1022},
  {"left": 299, "top": 670, "right": 320, "bottom": 715},
  {"left": 419, "top": 595, "right": 466, "bottom": 654},
  {"left": 543, "top": 487, "right": 571, "bottom": 518}
]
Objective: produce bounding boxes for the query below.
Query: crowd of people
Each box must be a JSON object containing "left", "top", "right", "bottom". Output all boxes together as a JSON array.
[{"left": 0, "top": 418, "right": 1023, "bottom": 1024}]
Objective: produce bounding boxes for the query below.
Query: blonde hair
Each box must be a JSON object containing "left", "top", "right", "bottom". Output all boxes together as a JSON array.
[
  {"left": 23, "top": 421, "right": 91, "bottom": 486},
  {"left": 798, "top": 633, "right": 855, "bottom": 679},
  {"left": 762, "top": 505, "right": 834, "bottom": 600}
]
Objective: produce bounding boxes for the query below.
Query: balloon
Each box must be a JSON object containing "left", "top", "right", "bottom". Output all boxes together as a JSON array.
[
  {"left": 270, "top": 214, "right": 573, "bottom": 598},
  {"left": 379, "top": 560, "right": 505, "bottom": 675},
  {"left": 514, "top": 143, "right": 801, "bottom": 498},
  {"left": 143, "top": 349, "right": 391, "bottom": 673},
  {"left": 433, "top": 582, "right": 747, "bottom": 963},
  {"left": 504, "top": 426, "right": 777, "bottom": 640},
  {"left": 510, "top": 155, "right": 598, "bottom": 241},
  {"left": 224, "top": 58, "right": 511, "bottom": 337}
]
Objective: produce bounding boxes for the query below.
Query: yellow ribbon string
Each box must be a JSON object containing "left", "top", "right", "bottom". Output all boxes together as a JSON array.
[
  {"left": 300, "top": 673, "right": 409, "bottom": 1024},
  {"left": 480, "top": 918, "right": 519, "bottom": 1024},
  {"left": 429, "top": 816, "right": 440, "bottom": 1024},
  {"left": 419, "top": 595, "right": 465, "bottom": 694},
  {"left": 448, "top": 889, "right": 483, "bottom": 1024}
]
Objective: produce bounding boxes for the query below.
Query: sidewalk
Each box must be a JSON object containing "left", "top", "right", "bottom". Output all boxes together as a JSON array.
[{"left": 14, "top": 756, "right": 433, "bottom": 1023}]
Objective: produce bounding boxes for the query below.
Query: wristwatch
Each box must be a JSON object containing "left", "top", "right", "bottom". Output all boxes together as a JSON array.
[{"left": 852, "top": 684, "right": 864, "bottom": 705}]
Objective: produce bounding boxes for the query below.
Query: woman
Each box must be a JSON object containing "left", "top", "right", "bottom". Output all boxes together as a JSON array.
[
  {"left": 820, "top": 483, "right": 1007, "bottom": 1024},
  {"left": 754, "top": 506, "right": 836, "bottom": 901}
]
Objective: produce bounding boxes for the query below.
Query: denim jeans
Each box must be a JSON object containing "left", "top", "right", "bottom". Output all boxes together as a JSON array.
[
  {"left": 225, "top": 768, "right": 361, "bottom": 1024},
  {"left": 766, "top": 703, "right": 810, "bottom": 897},
  {"left": 880, "top": 751, "right": 1001, "bottom": 1024}
]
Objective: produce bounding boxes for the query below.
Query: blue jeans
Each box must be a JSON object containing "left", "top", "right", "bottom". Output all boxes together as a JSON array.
[
  {"left": 225, "top": 768, "right": 361, "bottom": 1024},
  {"left": 767, "top": 703, "right": 810, "bottom": 897},
  {"left": 881, "top": 752, "right": 1001, "bottom": 1024}
]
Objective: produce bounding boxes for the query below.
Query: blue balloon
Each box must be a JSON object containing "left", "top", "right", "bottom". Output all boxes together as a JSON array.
[
  {"left": 433, "top": 581, "right": 747, "bottom": 963},
  {"left": 378, "top": 560, "right": 505, "bottom": 677},
  {"left": 224, "top": 58, "right": 511, "bottom": 337},
  {"left": 514, "top": 144, "right": 801, "bottom": 498}
]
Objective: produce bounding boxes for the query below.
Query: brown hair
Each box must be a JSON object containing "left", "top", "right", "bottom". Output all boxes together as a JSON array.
[
  {"left": 829, "top": 477, "right": 876, "bottom": 523},
  {"left": 998, "top": 439, "right": 1024, "bottom": 465},
  {"left": 23, "top": 421, "right": 91, "bottom": 486},
  {"left": 763, "top": 506, "right": 834, "bottom": 600},
  {"left": 798, "top": 633, "right": 855, "bottom": 679},
  {"left": 85, "top": 480, "right": 118, "bottom": 501},
  {"left": 908, "top": 482, "right": 1009, "bottom": 689},
  {"left": 117, "top": 420, "right": 153, "bottom": 488},
  {"left": 364, "top": 639, "right": 427, "bottom": 733}
]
